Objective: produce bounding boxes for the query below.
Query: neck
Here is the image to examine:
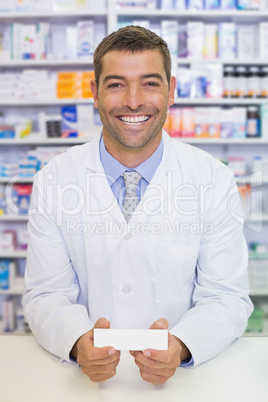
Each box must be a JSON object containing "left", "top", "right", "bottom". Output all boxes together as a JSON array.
[{"left": 102, "top": 133, "right": 162, "bottom": 169}]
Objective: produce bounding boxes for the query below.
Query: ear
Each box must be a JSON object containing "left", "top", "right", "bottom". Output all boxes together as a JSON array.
[
  {"left": 90, "top": 79, "right": 99, "bottom": 109},
  {"left": 168, "top": 76, "right": 177, "bottom": 107}
]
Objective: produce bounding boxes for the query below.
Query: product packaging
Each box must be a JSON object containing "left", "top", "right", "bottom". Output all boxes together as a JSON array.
[
  {"left": 187, "top": 22, "right": 204, "bottom": 58},
  {"left": 160, "top": 0, "right": 173, "bottom": 8},
  {"left": 36, "top": 22, "right": 50, "bottom": 60},
  {"left": 174, "top": 0, "right": 186, "bottom": 9},
  {"left": 220, "top": 108, "right": 233, "bottom": 138},
  {"left": 249, "top": 0, "right": 261, "bottom": 8},
  {"left": 220, "top": 0, "right": 236, "bottom": 8},
  {"left": 177, "top": 66, "right": 191, "bottom": 97},
  {"left": 190, "top": 64, "right": 207, "bottom": 98},
  {"left": 178, "top": 25, "right": 187, "bottom": 57},
  {"left": 237, "top": 0, "right": 249, "bottom": 8},
  {"left": 77, "top": 21, "right": 94, "bottom": 57},
  {"left": 206, "top": 64, "right": 223, "bottom": 98},
  {"left": 75, "top": 0, "right": 87, "bottom": 8},
  {"left": 232, "top": 107, "right": 247, "bottom": 138},
  {"left": 0, "top": 231, "right": 16, "bottom": 252},
  {"left": 207, "top": 107, "right": 221, "bottom": 138},
  {"left": 0, "top": 0, "right": 15, "bottom": 11},
  {"left": 204, "top": 0, "right": 220, "bottom": 8},
  {"left": 194, "top": 107, "right": 208, "bottom": 137},
  {"left": 161, "top": 20, "right": 179, "bottom": 56},
  {"left": 77, "top": 104, "right": 94, "bottom": 137},
  {"left": 228, "top": 156, "right": 246, "bottom": 177},
  {"left": 21, "top": 25, "right": 37, "bottom": 59},
  {"left": 187, "top": 0, "right": 204, "bottom": 9},
  {"left": 259, "top": 23, "right": 268, "bottom": 60},
  {"left": 181, "top": 108, "right": 195, "bottom": 137},
  {"left": 30, "top": 0, "right": 51, "bottom": 10},
  {"left": 66, "top": 27, "right": 78, "bottom": 59},
  {"left": 237, "top": 25, "right": 257, "bottom": 60},
  {"left": 203, "top": 24, "right": 218, "bottom": 58},
  {"left": 3, "top": 297, "right": 16, "bottom": 332},
  {"left": 0, "top": 260, "right": 9, "bottom": 290},
  {"left": 87, "top": 0, "right": 106, "bottom": 10},
  {"left": 61, "top": 106, "right": 78, "bottom": 137},
  {"left": 17, "top": 229, "right": 29, "bottom": 249},
  {"left": 15, "top": 0, "right": 30, "bottom": 11},
  {"left": 218, "top": 23, "right": 236, "bottom": 59},
  {"left": 169, "top": 107, "right": 181, "bottom": 137},
  {"left": 52, "top": 0, "right": 75, "bottom": 11},
  {"left": 11, "top": 23, "right": 22, "bottom": 60},
  {"left": 132, "top": 20, "right": 150, "bottom": 29},
  {"left": 147, "top": 0, "right": 157, "bottom": 9},
  {"left": 261, "top": 104, "right": 268, "bottom": 141},
  {"left": 15, "top": 120, "right": 31, "bottom": 139},
  {"left": 13, "top": 184, "right": 32, "bottom": 215}
]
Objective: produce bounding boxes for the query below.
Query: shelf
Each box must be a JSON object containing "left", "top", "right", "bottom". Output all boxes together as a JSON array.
[
  {"left": 0, "top": 98, "right": 94, "bottom": 106},
  {"left": 0, "top": 286, "right": 24, "bottom": 295},
  {"left": 0, "top": 251, "right": 27, "bottom": 258},
  {"left": 0, "top": 177, "right": 34, "bottom": 184},
  {"left": 179, "top": 138, "right": 268, "bottom": 144},
  {"left": 0, "top": 58, "right": 94, "bottom": 67},
  {"left": 0, "top": 215, "right": 28, "bottom": 221},
  {"left": 174, "top": 98, "right": 268, "bottom": 105},
  {"left": 0, "top": 10, "right": 108, "bottom": 19},
  {"left": 176, "top": 58, "right": 268, "bottom": 65},
  {"left": 0, "top": 136, "right": 94, "bottom": 145},
  {"left": 117, "top": 9, "right": 268, "bottom": 18}
]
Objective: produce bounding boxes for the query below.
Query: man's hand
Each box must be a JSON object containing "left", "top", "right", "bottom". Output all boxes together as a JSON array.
[
  {"left": 130, "top": 318, "right": 191, "bottom": 385},
  {"left": 70, "top": 317, "right": 121, "bottom": 382}
]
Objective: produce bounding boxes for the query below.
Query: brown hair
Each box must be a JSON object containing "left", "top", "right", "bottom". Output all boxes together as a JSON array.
[{"left": 93, "top": 25, "right": 171, "bottom": 89}]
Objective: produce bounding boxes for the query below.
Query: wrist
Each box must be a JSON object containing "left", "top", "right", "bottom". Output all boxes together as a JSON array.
[{"left": 173, "top": 335, "right": 191, "bottom": 363}]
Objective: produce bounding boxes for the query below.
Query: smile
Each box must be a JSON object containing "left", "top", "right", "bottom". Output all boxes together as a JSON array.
[{"left": 118, "top": 115, "right": 150, "bottom": 125}]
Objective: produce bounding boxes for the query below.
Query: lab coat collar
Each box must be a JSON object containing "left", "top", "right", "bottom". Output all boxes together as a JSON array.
[{"left": 83, "top": 129, "right": 181, "bottom": 224}]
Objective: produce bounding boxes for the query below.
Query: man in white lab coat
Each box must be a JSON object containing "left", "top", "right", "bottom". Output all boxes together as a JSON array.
[{"left": 23, "top": 26, "right": 253, "bottom": 384}]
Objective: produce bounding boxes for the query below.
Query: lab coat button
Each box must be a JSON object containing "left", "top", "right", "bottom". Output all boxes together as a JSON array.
[{"left": 122, "top": 285, "right": 131, "bottom": 294}]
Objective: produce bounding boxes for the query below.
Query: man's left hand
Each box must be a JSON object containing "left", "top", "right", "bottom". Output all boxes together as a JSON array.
[{"left": 130, "top": 318, "right": 191, "bottom": 384}]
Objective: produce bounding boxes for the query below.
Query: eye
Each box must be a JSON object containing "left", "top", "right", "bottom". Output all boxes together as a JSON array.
[
  {"left": 145, "top": 81, "right": 160, "bottom": 87},
  {"left": 107, "top": 83, "right": 122, "bottom": 88}
]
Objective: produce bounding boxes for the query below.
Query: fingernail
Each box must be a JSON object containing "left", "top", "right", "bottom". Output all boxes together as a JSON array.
[
  {"left": 129, "top": 350, "right": 134, "bottom": 355},
  {"left": 144, "top": 351, "right": 151, "bottom": 357},
  {"left": 109, "top": 349, "right": 116, "bottom": 356}
]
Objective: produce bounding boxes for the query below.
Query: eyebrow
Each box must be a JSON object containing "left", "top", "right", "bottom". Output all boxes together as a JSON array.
[{"left": 102, "top": 73, "right": 164, "bottom": 84}]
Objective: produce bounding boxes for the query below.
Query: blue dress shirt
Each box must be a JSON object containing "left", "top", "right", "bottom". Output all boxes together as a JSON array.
[{"left": 99, "top": 134, "right": 163, "bottom": 210}]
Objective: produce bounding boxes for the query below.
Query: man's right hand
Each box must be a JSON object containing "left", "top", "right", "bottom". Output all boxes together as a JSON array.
[{"left": 70, "top": 317, "right": 120, "bottom": 382}]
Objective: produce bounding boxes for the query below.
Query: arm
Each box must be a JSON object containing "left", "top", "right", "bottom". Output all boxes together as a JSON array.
[{"left": 22, "top": 170, "right": 93, "bottom": 363}]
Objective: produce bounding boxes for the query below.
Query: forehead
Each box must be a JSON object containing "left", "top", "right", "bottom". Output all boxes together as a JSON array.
[{"left": 100, "top": 50, "right": 166, "bottom": 81}]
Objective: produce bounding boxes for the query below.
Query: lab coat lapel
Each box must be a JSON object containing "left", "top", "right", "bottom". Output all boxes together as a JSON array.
[
  {"left": 83, "top": 130, "right": 125, "bottom": 224},
  {"left": 134, "top": 131, "right": 181, "bottom": 221}
]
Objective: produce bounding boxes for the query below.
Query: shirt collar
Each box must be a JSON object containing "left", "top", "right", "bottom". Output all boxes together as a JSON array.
[{"left": 100, "top": 133, "right": 163, "bottom": 186}]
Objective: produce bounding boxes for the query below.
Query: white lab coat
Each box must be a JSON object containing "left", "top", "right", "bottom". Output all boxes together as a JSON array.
[{"left": 23, "top": 130, "right": 253, "bottom": 366}]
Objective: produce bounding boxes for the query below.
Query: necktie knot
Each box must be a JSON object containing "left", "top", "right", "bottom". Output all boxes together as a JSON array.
[{"left": 122, "top": 170, "right": 142, "bottom": 223}]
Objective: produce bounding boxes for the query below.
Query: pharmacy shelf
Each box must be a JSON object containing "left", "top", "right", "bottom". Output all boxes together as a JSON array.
[
  {"left": 0, "top": 135, "right": 95, "bottom": 145},
  {"left": 181, "top": 138, "right": 268, "bottom": 144},
  {"left": 0, "top": 98, "right": 94, "bottom": 106},
  {"left": 0, "top": 286, "right": 24, "bottom": 296},
  {"left": 0, "top": 10, "right": 108, "bottom": 20},
  {"left": 176, "top": 58, "right": 268, "bottom": 65},
  {"left": 0, "top": 178, "right": 34, "bottom": 184},
  {"left": 246, "top": 215, "right": 268, "bottom": 222},
  {"left": 174, "top": 98, "right": 268, "bottom": 105},
  {"left": 116, "top": 9, "right": 268, "bottom": 18},
  {"left": 0, "top": 251, "right": 27, "bottom": 258},
  {"left": 0, "top": 58, "right": 94, "bottom": 67},
  {"left": 0, "top": 215, "right": 28, "bottom": 222}
]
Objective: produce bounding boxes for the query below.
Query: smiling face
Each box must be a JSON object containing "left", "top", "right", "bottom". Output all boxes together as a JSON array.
[{"left": 90, "top": 50, "right": 176, "bottom": 166}]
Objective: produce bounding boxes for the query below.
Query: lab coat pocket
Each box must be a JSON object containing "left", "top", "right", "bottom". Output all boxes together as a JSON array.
[{"left": 156, "top": 243, "right": 199, "bottom": 304}]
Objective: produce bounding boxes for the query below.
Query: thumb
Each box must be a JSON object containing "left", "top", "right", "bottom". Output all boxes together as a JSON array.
[
  {"left": 94, "top": 317, "right": 111, "bottom": 329},
  {"left": 149, "top": 318, "right": 169, "bottom": 330}
]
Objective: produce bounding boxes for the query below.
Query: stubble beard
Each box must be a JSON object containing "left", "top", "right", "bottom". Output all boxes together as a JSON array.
[{"left": 99, "top": 104, "right": 168, "bottom": 151}]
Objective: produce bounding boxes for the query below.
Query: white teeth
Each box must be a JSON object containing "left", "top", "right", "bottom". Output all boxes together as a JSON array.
[{"left": 119, "top": 115, "right": 150, "bottom": 124}]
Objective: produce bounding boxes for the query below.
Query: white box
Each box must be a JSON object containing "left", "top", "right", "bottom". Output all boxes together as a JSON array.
[
  {"left": 77, "top": 20, "right": 94, "bottom": 57},
  {"left": 161, "top": 20, "right": 179, "bottom": 57},
  {"left": 218, "top": 23, "right": 236, "bottom": 59},
  {"left": 94, "top": 329, "right": 168, "bottom": 351},
  {"left": 187, "top": 22, "right": 204, "bottom": 58},
  {"left": 237, "top": 25, "right": 258, "bottom": 59},
  {"left": 259, "top": 23, "right": 268, "bottom": 59}
]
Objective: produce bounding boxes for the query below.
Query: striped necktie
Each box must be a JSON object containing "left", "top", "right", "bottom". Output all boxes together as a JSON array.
[{"left": 122, "top": 170, "right": 142, "bottom": 223}]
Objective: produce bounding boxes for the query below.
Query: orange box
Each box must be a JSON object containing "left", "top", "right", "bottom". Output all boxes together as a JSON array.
[{"left": 169, "top": 107, "right": 181, "bottom": 137}]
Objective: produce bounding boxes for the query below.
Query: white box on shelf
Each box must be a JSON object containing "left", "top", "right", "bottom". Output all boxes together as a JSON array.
[
  {"left": 77, "top": 21, "right": 94, "bottom": 57},
  {"left": 259, "top": 23, "right": 268, "bottom": 59},
  {"left": 187, "top": 22, "right": 204, "bottom": 59},
  {"left": 3, "top": 298, "right": 16, "bottom": 332},
  {"left": 218, "top": 23, "right": 236, "bottom": 59},
  {"left": 161, "top": 20, "right": 179, "bottom": 57},
  {"left": 237, "top": 25, "right": 258, "bottom": 60}
]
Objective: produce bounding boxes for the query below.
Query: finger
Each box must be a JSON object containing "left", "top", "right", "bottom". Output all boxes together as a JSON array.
[
  {"left": 132, "top": 351, "right": 169, "bottom": 370},
  {"left": 139, "top": 370, "right": 170, "bottom": 385},
  {"left": 86, "top": 358, "right": 120, "bottom": 375},
  {"left": 88, "top": 370, "right": 117, "bottom": 383},
  {"left": 149, "top": 318, "right": 169, "bottom": 330},
  {"left": 86, "top": 350, "right": 121, "bottom": 366},
  {"left": 142, "top": 334, "right": 181, "bottom": 364},
  {"left": 78, "top": 345, "right": 117, "bottom": 363},
  {"left": 94, "top": 317, "right": 111, "bottom": 329},
  {"left": 135, "top": 359, "right": 176, "bottom": 378}
]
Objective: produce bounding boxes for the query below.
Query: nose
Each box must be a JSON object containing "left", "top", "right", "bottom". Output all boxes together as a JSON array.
[{"left": 122, "top": 84, "right": 144, "bottom": 111}]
